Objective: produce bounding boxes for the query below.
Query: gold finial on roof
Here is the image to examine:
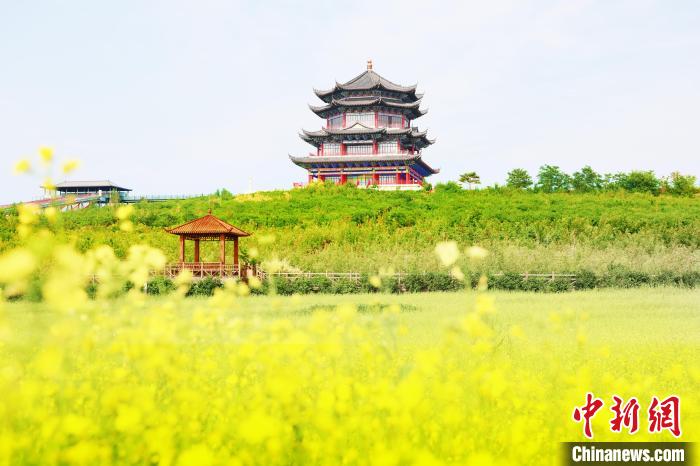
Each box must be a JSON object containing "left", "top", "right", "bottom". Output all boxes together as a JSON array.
[
  {"left": 208, "top": 208, "right": 212, "bottom": 215},
  {"left": 367, "top": 59, "right": 373, "bottom": 71}
]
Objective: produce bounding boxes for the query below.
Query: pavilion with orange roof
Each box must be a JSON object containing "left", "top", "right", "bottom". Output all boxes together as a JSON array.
[{"left": 165, "top": 211, "right": 251, "bottom": 277}]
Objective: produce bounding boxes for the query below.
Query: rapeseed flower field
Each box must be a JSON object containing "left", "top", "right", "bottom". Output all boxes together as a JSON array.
[{"left": 1, "top": 251, "right": 698, "bottom": 465}]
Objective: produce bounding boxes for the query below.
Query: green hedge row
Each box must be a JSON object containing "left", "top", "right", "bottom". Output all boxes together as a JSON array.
[{"left": 137, "top": 270, "right": 700, "bottom": 297}]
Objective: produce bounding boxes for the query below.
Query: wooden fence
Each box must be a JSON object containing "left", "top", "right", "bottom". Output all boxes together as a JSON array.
[
  {"left": 260, "top": 271, "right": 577, "bottom": 283},
  {"left": 89, "top": 270, "right": 578, "bottom": 286}
]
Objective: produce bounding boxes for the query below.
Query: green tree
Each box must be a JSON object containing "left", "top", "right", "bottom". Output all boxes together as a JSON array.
[
  {"left": 536, "top": 165, "right": 571, "bottom": 192},
  {"left": 664, "top": 172, "right": 697, "bottom": 197},
  {"left": 614, "top": 171, "right": 661, "bottom": 195},
  {"left": 459, "top": 172, "right": 481, "bottom": 190},
  {"left": 572, "top": 166, "right": 603, "bottom": 192},
  {"left": 505, "top": 168, "right": 533, "bottom": 189}
]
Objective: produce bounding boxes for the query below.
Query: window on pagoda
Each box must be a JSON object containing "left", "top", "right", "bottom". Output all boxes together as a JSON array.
[
  {"left": 346, "top": 112, "right": 375, "bottom": 127},
  {"left": 328, "top": 115, "right": 343, "bottom": 129},
  {"left": 323, "top": 143, "right": 341, "bottom": 155},
  {"left": 345, "top": 143, "right": 373, "bottom": 155},
  {"left": 378, "top": 141, "right": 397, "bottom": 154},
  {"left": 378, "top": 113, "right": 404, "bottom": 128}
]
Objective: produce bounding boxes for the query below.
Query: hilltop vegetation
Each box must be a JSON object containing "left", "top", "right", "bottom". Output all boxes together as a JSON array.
[{"left": 2, "top": 184, "right": 697, "bottom": 276}]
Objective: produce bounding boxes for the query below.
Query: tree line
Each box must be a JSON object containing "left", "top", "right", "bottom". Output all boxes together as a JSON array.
[{"left": 456, "top": 166, "right": 697, "bottom": 196}]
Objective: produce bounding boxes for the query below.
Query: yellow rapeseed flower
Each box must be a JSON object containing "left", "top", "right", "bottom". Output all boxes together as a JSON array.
[
  {"left": 39, "top": 146, "right": 53, "bottom": 163},
  {"left": 0, "top": 248, "right": 37, "bottom": 284},
  {"left": 13, "top": 158, "right": 31, "bottom": 175},
  {"left": 435, "top": 241, "right": 459, "bottom": 267},
  {"left": 17, "top": 203, "right": 40, "bottom": 225},
  {"left": 466, "top": 246, "right": 489, "bottom": 259},
  {"left": 61, "top": 159, "right": 80, "bottom": 174},
  {"left": 42, "top": 177, "right": 56, "bottom": 191},
  {"left": 115, "top": 205, "right": 134, "bottom": 220}
]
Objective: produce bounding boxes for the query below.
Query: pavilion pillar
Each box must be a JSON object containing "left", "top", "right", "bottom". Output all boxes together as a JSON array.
[
  {"left": 194, "top": 239, "right": 200, "bottom": 263},
  {"left": 179, "top": 235, "right": 185, "bottom": 263},
  {"left": 340, "top": 172, "right": 347, "bottom": 184},
  {"left": 308, "top": 173, "right": 313, "bottom": 184},
  {"left": 395, "top": 172, "right": 401, "bottom": 185},
  {"left": 219, "top": 234, "right": 226, "bottom": 265},
  {"left": 373, "top": 172, "right": 379, "bottom": 185},
  {"left": 233, "top": 236, "right": 239, "bottom": 270}
]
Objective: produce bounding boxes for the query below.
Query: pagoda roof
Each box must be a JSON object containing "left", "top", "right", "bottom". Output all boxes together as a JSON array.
[
  {"left": 166, "top": 214, "right": 250, "bottom": 238},
  {"left": 299, "top": 123, "right": 434, "bottom": 148},
  {"left": 314, "top": 69, "right": 418, "bottom": 101},
  {"left": 309, "top": 97, "right": 427, "bottom": 119},
  {"left": 303, "top": 122, "right": 384, "bottom": 137},
  {"left": 289, "top": 153, "right": 439, "bottom": 176}
]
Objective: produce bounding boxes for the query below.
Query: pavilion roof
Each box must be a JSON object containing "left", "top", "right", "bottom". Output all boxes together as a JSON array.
[
  {"left": 314, "top": 69, "right": 418, "bottom": 101},
  {"left": 166, "top": 214, "right": 250, "bottom": 237}
]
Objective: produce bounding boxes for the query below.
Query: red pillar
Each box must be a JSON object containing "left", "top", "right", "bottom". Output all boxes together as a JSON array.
[
  {"left": 179, "top": 235, "right": 185, "bottom": 263},
  {"left": 373, "top": 172, "right": 379, "bottom": 185},
  {"left": 219, "top": 234, "right": 226, "bottom": 265},
  {"left": 308, "top": 173, "right": 313, "bottom": 184},
  {"left": 233, "top": 236, "right": 239, "bottom": 270},
  {"left": 194, "top": 239, "right": 200, "bottom": 263},
  {"left": 395, "top": 172, "right": 401, "bottom": 185},
  {"left": 340, "top": 173, "right": 347, "bottom": 184}
]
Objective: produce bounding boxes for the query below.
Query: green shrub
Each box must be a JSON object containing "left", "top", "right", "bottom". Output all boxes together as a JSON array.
[
  {"left": 574, "top": 270, "right": 597, "bottom": 290},
  {"left": 146, "top": 276, "right": 176, "bottom": 295},
  {"left": 187, "top": 277, "right": 223, "bottom": 297}
]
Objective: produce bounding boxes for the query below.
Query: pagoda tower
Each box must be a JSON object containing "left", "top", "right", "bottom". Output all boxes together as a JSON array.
[{"left": 290, "top": 60, "right": 438, "bottom": 189}]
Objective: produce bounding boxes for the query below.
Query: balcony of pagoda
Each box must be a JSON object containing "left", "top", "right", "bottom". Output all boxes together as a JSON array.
[{"left": 310, "top": 150, "right": 419, "bottom": 157}]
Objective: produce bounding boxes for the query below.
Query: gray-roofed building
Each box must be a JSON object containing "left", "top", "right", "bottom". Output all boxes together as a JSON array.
[
  {"left": 291, "top": 60, "right": 438, "bottom": 190},
  {"left": 53, "top": 180, "right": 132, "bottom": 195}
]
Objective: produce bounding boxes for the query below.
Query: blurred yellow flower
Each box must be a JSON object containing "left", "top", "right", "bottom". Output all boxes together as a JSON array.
[
  {"left": 0, "top": 248, "right": 37, "bottom": 283},
  {"left": 42, "top": 177, "right": 56, "bottom": 191},
  {"left": 39, "top": 146, "right": 53, "bottom": 163},
  {"left": 17, "top": 203, "right": 40, "bottom": 225},
  {"left": 44, "top": 206, "right": 58, "bottom": 223},
  {"left": 177, "top": 444, "right": 214, "bottom": 466},
  {"left": 466, "top": 246, "right": 489, "bottom": 259},
  {"left": 62, "top": 159, "right": 80, "bottom": 174},
  {"left": 13, "top": 158, "right": 31, "bottom": 175},
  {"left": 435, "top": 241, "right": 459, "bottom": 267},
  {"left": 115, "top": 205, "right": 134, "bottom": 220},
  {"left": 450, "top": 265, "right": 465, "bottom": 281}
]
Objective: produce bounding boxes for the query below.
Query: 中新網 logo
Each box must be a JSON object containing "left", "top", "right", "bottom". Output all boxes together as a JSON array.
[{"left": 572, "top": 393, "right": 681, "bottom": 438}]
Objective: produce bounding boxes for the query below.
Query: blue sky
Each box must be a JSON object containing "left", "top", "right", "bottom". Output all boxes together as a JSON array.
[{"left": 1, "top": 0, "right": 698, "bottom": 203}]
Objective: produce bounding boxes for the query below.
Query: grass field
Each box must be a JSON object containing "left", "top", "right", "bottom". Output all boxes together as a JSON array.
[
  {"left": 2, "top": 288, "right": 698, "bottom": 465},
  {"left": 2, "top": 187, "right": 698, "bottom": 275}
]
